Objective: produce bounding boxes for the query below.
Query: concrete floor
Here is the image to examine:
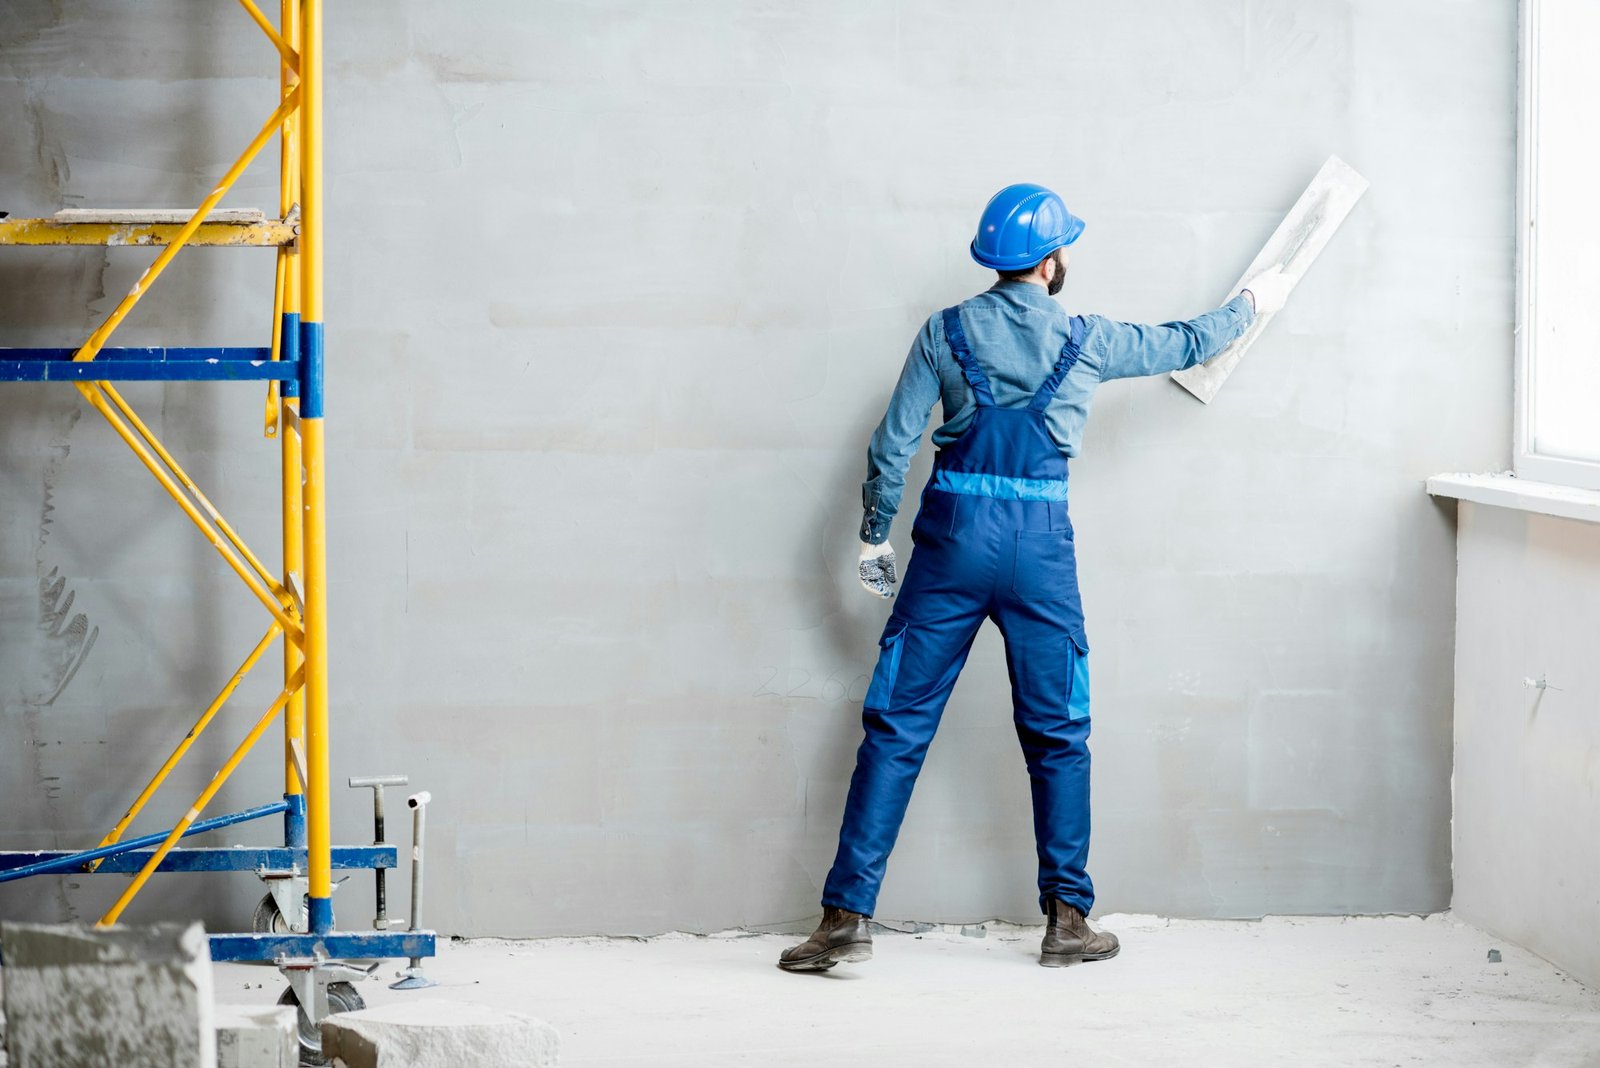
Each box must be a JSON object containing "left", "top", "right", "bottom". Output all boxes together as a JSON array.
[{"left": 208, "top": 913, "right": 1600, "bottom": 1066}]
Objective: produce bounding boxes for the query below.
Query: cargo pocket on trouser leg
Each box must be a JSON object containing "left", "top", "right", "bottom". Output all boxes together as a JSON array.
[
  {"left": 864, "top": 618, "right": 909, "bottom": 710},
  {"left": 1066, "top": 626, "right": 1091, "bottom": 722}
]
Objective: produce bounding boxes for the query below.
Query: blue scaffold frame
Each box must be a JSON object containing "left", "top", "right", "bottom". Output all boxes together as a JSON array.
[{"left": 0, "top": 347, "right": 293, "bottom": 382}]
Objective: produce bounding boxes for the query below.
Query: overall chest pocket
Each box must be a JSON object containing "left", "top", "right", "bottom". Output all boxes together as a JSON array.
[{"left": 1012, "top": 529, "right": 1080, "bottom": 604}]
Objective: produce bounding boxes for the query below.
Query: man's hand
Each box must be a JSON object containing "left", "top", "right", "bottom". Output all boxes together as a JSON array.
[
  {"left": 858, "top": 540, "right": 898, "bottom": 599},
  {"left": 1242, "top": 266, "right": 1292, "bottom": 317}
]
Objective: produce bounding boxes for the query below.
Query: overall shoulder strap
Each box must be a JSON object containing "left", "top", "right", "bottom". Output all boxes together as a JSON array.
[
  {"left": 941, "top": 306, "right": 995, "bottom": 406},
  {"left": 1028, "top": 315, "right": 1087, "bottom": 411}
]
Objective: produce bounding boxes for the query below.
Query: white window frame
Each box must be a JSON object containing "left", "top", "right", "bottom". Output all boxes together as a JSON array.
[{"left": 1515, "top": 0, "right": 1600, "bottom": 491}]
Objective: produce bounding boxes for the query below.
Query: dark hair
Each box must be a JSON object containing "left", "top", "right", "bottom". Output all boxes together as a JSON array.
[{"left": 995, "top": 247, "right": 1062, "bottom": 281}]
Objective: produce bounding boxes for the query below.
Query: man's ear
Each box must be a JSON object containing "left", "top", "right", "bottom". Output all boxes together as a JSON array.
[{"left": 1040, "top": 255, "right": 1057, "bottom": 284}]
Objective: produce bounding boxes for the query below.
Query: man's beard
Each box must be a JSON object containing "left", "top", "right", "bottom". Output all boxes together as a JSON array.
[{"left": 1047, "top": 250, "right": 1068, "bottom": 296}]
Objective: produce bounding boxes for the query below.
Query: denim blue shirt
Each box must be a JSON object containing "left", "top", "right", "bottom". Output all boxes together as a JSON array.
[{"left": 860, "top": 281, "right": 1255, "bottom": 544}]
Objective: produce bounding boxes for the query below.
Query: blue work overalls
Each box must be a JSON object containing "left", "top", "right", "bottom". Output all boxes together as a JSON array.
[{"left": 824, "top": 305, "right": 1094, "bottom": 918}]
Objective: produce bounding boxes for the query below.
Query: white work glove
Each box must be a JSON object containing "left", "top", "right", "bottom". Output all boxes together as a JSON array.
[
  {"left": 1241, "top": 266, "right": 1293, "bottom": 317},
  {"left": 858, "top": 540, "right": 898, "bottom": 599}
]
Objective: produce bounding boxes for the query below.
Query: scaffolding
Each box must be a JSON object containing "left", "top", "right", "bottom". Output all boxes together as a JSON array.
[{"left": 0, "top": 0, "right": 435, "bottom": 1050}]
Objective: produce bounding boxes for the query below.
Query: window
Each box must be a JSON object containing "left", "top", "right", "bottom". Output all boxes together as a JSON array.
[{"left": 1517, "top": 0, "right": 1600, "bottom": 489}]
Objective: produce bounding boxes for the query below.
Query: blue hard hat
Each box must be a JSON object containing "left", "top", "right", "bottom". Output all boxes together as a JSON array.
[{"left": 970, "top": 183, "right": 1085, "bottom": 271}]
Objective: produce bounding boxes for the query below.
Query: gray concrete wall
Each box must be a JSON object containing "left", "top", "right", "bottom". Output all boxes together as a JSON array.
[
  {"left": 1452, "top": 502, "right": 1600, "bottom": 988},
  {"left": 0, "top": 1, "right": 1512, "bottom": 936}
]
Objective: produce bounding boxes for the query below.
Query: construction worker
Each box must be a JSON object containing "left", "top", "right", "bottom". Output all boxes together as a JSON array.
[{"left": 780, "top": 183, "right": 1291, "bottom": 972}]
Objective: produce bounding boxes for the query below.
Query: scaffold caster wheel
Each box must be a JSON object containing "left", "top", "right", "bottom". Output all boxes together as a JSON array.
[
  {"left": 278, "top": 980, "right": 364, "bottom": 1065},
  {"left": 252, "top": 893, "right": 291, "bottom": 934}
]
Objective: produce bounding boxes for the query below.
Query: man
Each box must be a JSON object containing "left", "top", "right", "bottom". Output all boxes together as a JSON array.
[{"left": 780, "top": 183, "right": 1290, "bottom": 972}]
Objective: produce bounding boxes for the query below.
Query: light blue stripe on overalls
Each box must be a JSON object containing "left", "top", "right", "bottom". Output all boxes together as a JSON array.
[
  {"left": 1068, "top": 644, "right": 1090, "bottom": 721},
  {"left": 929, "top": 469, "right": 1069, "bottom": 501}
]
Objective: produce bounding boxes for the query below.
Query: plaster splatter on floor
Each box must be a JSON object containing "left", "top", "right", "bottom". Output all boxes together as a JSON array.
[{"left": 211, "top": 913, "right": 1600, "bottom": 1066}]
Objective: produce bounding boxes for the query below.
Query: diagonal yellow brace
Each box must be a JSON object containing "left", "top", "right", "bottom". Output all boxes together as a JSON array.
[
  {"left": 236, "top": 0, "right": 301, "bottom": 75},
  {"left": 74, "top": 381, "right": 304, "bottom": 644},
  {"left": 86, "top": 623, "right": 283, "bottom": 872},
  {"left": 95, "top": 382, "right": 286, "bottom": 598},
  {"left": 73, "top": 85, "right": 301, "bottom": 366},
  {"left": 98, "top": 668, "right": 305, "bottom": 927}
]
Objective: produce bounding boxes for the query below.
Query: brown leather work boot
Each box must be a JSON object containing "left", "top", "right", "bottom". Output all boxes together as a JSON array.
[
  {"left": 778, "top": 907, "right": 873, "bottom": 972},
  {"left": 1040, "top": 899, "right": 1120, "bottom": 967}
]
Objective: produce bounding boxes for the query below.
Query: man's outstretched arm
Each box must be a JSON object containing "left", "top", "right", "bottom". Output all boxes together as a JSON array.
[{"left": 1090, "top": 294, "right": 1255, "bottom": 381}]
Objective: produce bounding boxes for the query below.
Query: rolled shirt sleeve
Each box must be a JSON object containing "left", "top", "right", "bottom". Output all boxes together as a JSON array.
[
  {"left": 1088, "top": 294, "right": 1255, "bottom": 381},
  {"left": 860, "top": 317, "right": 942, "bottom": 544}
]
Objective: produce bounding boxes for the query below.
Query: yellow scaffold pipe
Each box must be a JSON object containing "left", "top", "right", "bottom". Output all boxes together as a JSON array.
[
  {"left": 301, "top": 415, "right": 330, "bottom": 910},
  {"left": 299, "top": 0, "right": 334, "bottom": 929},
  {"left": 236, "top": 0, "right": 301, "bottom": 75},
  {"left": 73, "top": 382, "right": 304, "bottom": 643},
  {"left": 86, "top": 624, "right": 284, "bottom": 871},
  {"left": 265, "top": 249, "right": 287, "bottom": 437},
  {"left": 265, "top": 0, "right": 303, "bottom": 439},
  {"left": 279, "top": 0, "right": 307, "bottom": 805},
  {"left": 280, "top": 402, "right": 306, "bottom": 797},
  {"left": 73, "top": 85, "right": 302, "bottom": 366},
  {"left": 98, "top": 669, "right": 306, "bottom": 927},
  {"left": 95, "top": 383, "right": 289, "bottom": 601}
]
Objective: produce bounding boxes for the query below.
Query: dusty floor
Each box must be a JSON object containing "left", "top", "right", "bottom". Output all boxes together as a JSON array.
[{"left": 211, "top": 914, "right": 1600, "bottom": 1066}]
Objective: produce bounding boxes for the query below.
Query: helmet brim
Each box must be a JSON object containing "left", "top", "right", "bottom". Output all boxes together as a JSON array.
[{"left": 969, "top": 215, "right": 1086, "bottom": 271}]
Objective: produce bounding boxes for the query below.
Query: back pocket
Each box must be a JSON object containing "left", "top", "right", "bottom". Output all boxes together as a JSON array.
[
  {"left": 1012, "top": 530, "right": 1078, "bottom": 603},
  {"left": 864, "top": 618, "right": 909, "bottom": 709}
]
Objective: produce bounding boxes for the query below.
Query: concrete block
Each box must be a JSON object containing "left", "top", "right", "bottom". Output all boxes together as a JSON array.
[
  {"left": 0, "top": 921, "right": 215, "bottom": 1068},
  {"left": 320, "top": 1000, "right": 560, "bottom": 1068},
  {"left": 214, "top": 1005, "right": 296, "bottom": 1068}
]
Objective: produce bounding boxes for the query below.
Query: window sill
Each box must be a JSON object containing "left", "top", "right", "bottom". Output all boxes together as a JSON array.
[{"left": 1427, "top": 472, "right": 1600, "bottom": 525}]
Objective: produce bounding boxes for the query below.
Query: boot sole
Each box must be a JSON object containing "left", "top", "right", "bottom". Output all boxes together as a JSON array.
[
  {"left": 1039, "top": 943, "right": 1120, "bottom": 968},
  {"left": 777, "top": 941, "right": 873, "bottom": 972}
]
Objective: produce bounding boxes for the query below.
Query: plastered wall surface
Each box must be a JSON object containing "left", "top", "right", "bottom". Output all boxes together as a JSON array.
[
  {"left": 0, "top": 1, "right": 1511, "bottom": 936},
  {"left": 1452, "top": 503, "right": 1600, "bottom": 988}
]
